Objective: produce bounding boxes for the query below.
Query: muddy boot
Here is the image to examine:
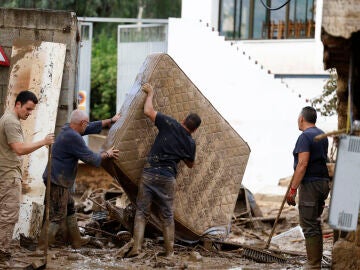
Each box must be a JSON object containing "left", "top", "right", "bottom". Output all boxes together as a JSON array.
[
  {"left": 162, "top": 222, "right": 175, "bottom": 257},
  {"left": 304, "top": 235, "right": 322, "bottom": 269},
  {"left": 66, "top": 215, "right": 90, "bottom": 249},
  {"left": 127, "top": 215, "right": 146, "bottom": 257},
  {"left": 37, "top": 222, "right": 60, "bottom": 249}
]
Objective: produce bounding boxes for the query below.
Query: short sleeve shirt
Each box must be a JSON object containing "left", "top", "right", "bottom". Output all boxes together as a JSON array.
[
  {"left": 293, "top": 126, "right": 329, "bottom": 182},
  {"left": 146, "top": 113, "right": 196, "bottom": 177},
  {"left": 42, "top": 121, "right": 102, "bottom": 188},
  {"left": 0, "top": 111, "right": 24, "bottom": 179}
]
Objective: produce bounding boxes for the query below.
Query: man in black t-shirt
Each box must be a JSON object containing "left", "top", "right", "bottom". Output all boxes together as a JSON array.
[
  {"left": 287, "top": 106, "right": 330, "bottom": 269},
  {"left": 128, "top": 83, "right": 201, "bottom": 258}
]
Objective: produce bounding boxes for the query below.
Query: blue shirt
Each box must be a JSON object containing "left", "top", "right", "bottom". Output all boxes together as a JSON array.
[
  {"left": 43, "top": 121, "right": 102, "bottom": 188},
  {"left": 145, "top": 113, "right": 196, "bottom": 177},
  {"left": 293, "top": 126, "right": 329, "bottom": 182}
]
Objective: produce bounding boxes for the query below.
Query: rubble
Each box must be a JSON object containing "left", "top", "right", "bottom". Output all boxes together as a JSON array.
[{"left": 0, "top": 181, "right": 335, "bottom": 269}]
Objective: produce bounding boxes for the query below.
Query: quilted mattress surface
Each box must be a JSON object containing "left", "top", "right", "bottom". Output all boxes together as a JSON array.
[{"left": 102, "top": 53, "right": 250, "bottom": 241}]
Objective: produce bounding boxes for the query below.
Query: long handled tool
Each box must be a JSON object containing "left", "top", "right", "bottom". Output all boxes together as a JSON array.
[
  {"left": 43, "top": 144, "right": 52, "bottom": 265},
  {"left": 240, "top": 176, "right": 295, "bottom": 263},
  {"left": 265, "top": 175, "right": 294, "bottom": 249}
]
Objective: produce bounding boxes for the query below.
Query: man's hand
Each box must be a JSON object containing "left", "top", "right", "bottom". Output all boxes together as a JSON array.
[
  {"left": 104, "top": 146, "right": 119, "bottom": 159},
  {"left": 111, "top": 113, "right": 121, "bottom": 124},
  {"left": 141, "top": 83, "right": 153, "bottom": 95},
  {"left": 43, "top": 133, "right": 55, "bottom": 146},
  {"left": 286, "top": 187, "right": 297, "bottom": 206}
]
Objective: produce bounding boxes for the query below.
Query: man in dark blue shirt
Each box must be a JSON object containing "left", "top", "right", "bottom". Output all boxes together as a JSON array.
[
  {"left": 128, "top": 83, "right": 201, "bottom": 257},
  {"left": 287, "top": 106, "right": 330, "bottom": 269},
  {"left": 39, "top": 109, "right": 120, "bottom": 249}
]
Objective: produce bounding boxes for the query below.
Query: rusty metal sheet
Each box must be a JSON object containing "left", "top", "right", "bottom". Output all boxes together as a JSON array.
[{"left": 5, "top": 39, "right": 66, "bottom": 238}]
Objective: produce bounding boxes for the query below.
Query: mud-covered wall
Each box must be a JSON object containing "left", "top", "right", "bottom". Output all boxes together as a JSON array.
[{"left": 0, "top": 8, "right": 79, "bottom": 134}]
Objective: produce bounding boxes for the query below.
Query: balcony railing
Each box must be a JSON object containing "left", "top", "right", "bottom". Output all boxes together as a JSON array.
[{"left": 262, "top": 20, "right": 315, "bottom": 39}]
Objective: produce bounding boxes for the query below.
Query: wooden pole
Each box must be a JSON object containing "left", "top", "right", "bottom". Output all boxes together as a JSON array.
[
  {"left": 44, "top": 144, "right": 52, "bottom": 264},
  {"left": 265, "top": 175, "right": 294, "bottom": 249}
]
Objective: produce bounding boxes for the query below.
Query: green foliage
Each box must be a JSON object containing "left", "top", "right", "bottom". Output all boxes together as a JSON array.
[
  {"left": 311, "top": 68, "right": 338, "bottom": 116},
  {"left": 1, "top": 0, "right": 181, "bottom": 120},
  {"left": 90, "top": 31, "right": 117, "bottom": 120}
]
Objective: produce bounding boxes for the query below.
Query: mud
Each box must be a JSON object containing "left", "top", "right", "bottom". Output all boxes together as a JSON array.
[{"left": 1, "top": 196, "right": 334, "bottom": 270}]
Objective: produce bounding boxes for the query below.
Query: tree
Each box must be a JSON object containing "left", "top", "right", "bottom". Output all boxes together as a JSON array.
[
  {"left": 1, "top": 0, "right": 181, "bottom": 120},
  {"left": 311, "top": 68, "right": 338, "bottom": 116},
  {"left": 90, "top": 31, "right": 117, "bottom": 120}
]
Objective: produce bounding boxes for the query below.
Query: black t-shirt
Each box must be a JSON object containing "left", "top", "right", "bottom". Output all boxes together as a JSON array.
[
  {"left": 145, "top": 112, "right": 196, "bottom": 177},
  {"left": 293, "top": 126, "right": 329, "bottom": 182}
]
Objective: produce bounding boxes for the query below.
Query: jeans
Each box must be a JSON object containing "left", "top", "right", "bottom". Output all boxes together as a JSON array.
[{"left": 135, "top": 171, "right": 176, "bottom": 226}]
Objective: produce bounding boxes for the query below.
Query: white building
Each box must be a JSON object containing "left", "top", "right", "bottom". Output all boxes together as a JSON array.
[
  {"left": 80, "top": 0, "right": 336, "bottom": 194},
  {"left": 166, "top": 0, "right": 336, "bottom": 193}
]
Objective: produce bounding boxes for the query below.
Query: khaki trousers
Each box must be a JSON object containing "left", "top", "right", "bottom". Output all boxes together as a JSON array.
[{"left": 0, "top": 177, "right": 21, "bottom": 249}]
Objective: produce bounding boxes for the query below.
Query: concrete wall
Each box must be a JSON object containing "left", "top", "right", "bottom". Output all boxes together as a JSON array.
[{"left": 0, "top": 8, "right": 79, "bottom": 133}]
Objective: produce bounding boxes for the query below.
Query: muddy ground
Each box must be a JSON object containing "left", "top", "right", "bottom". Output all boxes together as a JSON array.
[{"left": 2, "top": 193, "right": 333, "bottom": 270}]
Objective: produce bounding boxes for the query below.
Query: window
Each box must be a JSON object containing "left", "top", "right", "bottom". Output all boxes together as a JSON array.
[{"left": 219, "top": 0, "right": 316, "bottom": 40}]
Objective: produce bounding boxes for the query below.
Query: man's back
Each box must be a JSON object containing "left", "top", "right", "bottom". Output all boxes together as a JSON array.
[{"left": 147, "top": 113, "right": 195, "bottom": 176}]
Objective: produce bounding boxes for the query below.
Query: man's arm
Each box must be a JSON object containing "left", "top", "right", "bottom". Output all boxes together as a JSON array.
[
  {"left": 142, "top": 83, "right": 157, "bottom": 122},
  {"left": 102, "top": 113, "right": 121, "bottom": 128},
  {"left": 287, "top": 151, "right": 309, "bottom": 206},
  {"left": 9, "top": 134, "right": 54, "bottom": 156},
  {"left": 292, "top": 151, "right": 310, "bottom": 189}
]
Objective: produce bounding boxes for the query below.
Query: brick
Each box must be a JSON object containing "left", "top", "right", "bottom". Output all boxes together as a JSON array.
[
  {"left": 0, "top": 66, "right": 10, "bottom": 83},
  {"left": 1, "top": 8, "right": 76, "bottom": 31},
  {"left": 35, "top": 29, "right": 54, "bottom": 42},
  {"left": 0, "top": 9, "right": 4, "bottom": 27},
  {"left": 3, "top": 8, "right": 38, "bottom": 29},
  {"left": 19, "top": 29, "right": 36, "bottom": 41},
  {"left": 36, "top": 10, "right": 77, "bottom": 31},
  {"left": 53, "top": 31, "right": 72, "bottom": 49},
  {"left": 0, "top": 28, "right": 20, "bottom": 47}
]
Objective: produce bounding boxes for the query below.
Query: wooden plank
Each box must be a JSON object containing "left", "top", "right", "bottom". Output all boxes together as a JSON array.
[{"left": 5, "top": 39, "right": 66, "bottom": 238}]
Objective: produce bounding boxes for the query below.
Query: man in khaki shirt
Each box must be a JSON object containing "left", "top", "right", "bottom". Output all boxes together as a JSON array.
[{"left": 0, "top": 90, "right": 54, "bottom": 257}]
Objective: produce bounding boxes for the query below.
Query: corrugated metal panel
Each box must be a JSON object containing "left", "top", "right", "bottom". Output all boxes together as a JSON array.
[{"left": 116, "top": 24, "right": 168, "bottom": 111}]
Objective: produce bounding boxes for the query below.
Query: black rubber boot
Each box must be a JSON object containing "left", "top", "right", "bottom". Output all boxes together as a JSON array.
[{"left": 304, "top": 235, "right": 323, "bottom": 269}]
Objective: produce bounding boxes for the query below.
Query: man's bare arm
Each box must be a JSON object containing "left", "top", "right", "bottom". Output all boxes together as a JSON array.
[
  {"left": 142, "top": 83, "right": 157, "bottom": 122},
  {"left": 10, "top": 134, "right": 54, "bottom": 156}
]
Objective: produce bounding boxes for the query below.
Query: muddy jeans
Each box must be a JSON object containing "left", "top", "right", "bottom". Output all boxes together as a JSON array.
[
  {"left": 135, "top": 171, "right": 176, "bottom": 226},
  {"left": 299, "top": 180, "right": 330, "bottom": 238},
  {"left": 0, "top": 177, "right": 21, "bottom": 249},
  {"left": 45, "top": 182, "right": 75, "bottom": 224}
]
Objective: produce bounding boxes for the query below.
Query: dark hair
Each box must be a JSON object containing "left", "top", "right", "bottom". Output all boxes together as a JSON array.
[
  {"left": 15, "top": 90, "right": 38, "bottom": 106},
  {"left": 184, "top": 113, "right": 201, "bottom": 132},
  {"left": 300, "top": 106, "right": 317, "bottom": 124}
]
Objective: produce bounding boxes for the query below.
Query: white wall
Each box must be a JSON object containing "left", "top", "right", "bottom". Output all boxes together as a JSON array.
[
  {"left": 181, "top": 0, "right": 326, "bottom": 75},
  {"left": 235, "top": 39, "right": 327, "bottom": 75},
  {"left": 167, "top": 18, "right": 337, "bottom": 193},
  {"left": 181, "top": 0, "right": 219, "bottom": 28}
]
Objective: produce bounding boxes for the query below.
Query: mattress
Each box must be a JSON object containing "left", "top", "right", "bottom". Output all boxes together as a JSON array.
[{"left": 102, "top": 53, "right": 250, "bottom": 241}]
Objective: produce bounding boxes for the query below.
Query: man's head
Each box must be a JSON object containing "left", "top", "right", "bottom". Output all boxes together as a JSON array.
[
  {"left": 14, "top": 90, "right": 38, "bottom": 120},
  {"left": 298, "top": 106, "right": 317, "bottom": 131},
  {"left": 183, "top": 113, "right": 201, "bottom": 133},
  {"left": 70, "top": 109, "right": 89, "bottom": 134}
]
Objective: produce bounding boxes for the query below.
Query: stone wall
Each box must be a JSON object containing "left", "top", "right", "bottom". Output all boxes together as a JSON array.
[
  {"left": 0, "top": 8, "right": 79, "bottom": 133},
  {"left": 322, "top": 0, "right": 360, "bottom": 39}
]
